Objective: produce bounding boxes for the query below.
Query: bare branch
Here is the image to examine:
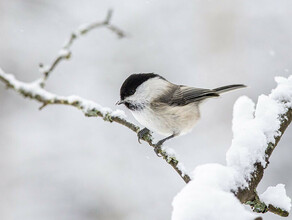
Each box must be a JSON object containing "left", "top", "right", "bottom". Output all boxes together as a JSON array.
[{"left": 39, "top": 9, "right": 125, "bottom": 85}]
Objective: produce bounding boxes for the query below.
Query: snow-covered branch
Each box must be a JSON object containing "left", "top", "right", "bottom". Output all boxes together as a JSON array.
[
  {"left": 0, "top": 11, "right": 190, "bottom": 184},
  {"left": 230, "top": 76, "right": 292, "bottom": 217},
  {"left": 172, "top": 76, "right": 292, "bottom": 219},
  {"left": 0, "top": 67, "right": 190, "bottom": 183}
]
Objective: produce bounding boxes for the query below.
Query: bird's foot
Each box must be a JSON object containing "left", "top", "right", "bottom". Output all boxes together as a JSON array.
[
  {"left": 137, "top": 128, "right": 151, "bottom": 144},
  {"left": 153, "top": 140, "right": 165, "bottom": 157},
  {"left": 154, "top": 146, "right": 162, "bottom": 157},
  {"left": 155, "top": 139, "right": 165, "bottom": 147}
]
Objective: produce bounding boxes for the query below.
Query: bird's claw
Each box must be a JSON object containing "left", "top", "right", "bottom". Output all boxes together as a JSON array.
[
  {"left": 154, "top": 145, "right": 162, "bottom": 157},
  {"left": 137, "top": 128, "right": 151, "bottom": 144},
  {"left": 153, "top": 139, "right": 165, "bottom": 157}
]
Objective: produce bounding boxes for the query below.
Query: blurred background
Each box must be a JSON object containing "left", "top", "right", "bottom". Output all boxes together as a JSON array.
[{"left": 0, "top": 0, "right": 291, "bottom": 219}]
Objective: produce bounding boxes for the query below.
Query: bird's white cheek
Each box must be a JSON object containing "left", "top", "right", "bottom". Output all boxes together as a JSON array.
[{"left": 129, "top": 77, "right": 171, "bottom": 103}]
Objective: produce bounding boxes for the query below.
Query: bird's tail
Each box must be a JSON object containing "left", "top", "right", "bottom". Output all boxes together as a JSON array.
[{"left": 213, "top": 84, "right": 246, "bottom": 94}]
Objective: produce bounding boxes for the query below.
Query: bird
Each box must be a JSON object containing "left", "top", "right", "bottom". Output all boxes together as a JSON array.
[{"left": 117, "top": 73, "right": 245, "bottom": 152}]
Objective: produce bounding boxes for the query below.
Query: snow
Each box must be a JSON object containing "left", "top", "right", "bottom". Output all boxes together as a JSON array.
[
  {"left": 177, "top": 162, "right": 187, "bottom": 178},
  {"left": 111, "top": 109, "right": 127, "bottom": 118},
  {"left": 0, "top": 71, "right": 55, "bottom": 100},
  {"left": 161, "top": 146, "right": 187, "bottom": 176},
  {"left": 0, "top": 68, "right": 126, "bottom": 120},
  {"left": 270, "top": 76, "right": 292, "bottom": 105},
  {"left": 226, "top": 75, "right": 292, "bottom": 181},
  {"left": 260, "top": 184, "right": 291, "bottom": 212},
  {"left": 2, "top": 66, "right": 292, "bottom": 220},
  {"left": 172, "top": 75, "right": 292, "bottom": 220},
  {"left": 161, "top": 146, "right": 177, "bottom": 159},
  {"left": 172, "top": 164, "right": 258, "bottom": 220},
  {"left": 58, "top": 48, "right": 70, "bottom": 57}
]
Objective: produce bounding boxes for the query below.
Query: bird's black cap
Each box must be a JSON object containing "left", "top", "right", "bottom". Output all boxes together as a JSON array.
[{"left": 120, "top": 73, "right": 162, "bottom": 100}]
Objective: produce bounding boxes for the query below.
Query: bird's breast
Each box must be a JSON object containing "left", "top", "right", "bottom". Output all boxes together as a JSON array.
[{"left": 131, "top": 103, "right": 200, "bottom": 136}]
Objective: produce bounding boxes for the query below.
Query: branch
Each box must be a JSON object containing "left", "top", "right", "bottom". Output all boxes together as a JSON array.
[
  {"left": 246, "top": 195, "right": 290, "bottom": 217},
  {"left": 236, "top": 107, "right": 292, "bottom": 217},
  {"left": 0, "top": 10, "right": 190, "bottom": 184},
  {"left": 0, "top": 68, "right": 190, "bottom": 184},
  {"left": 228, "top": 78, "right": 292, "bottom": 217},
  {"left": 38, "top": 9, "right": 125, "bottom": 85},
  {"left": 172, "top": 76, "right": 291, "bottom": 220}
]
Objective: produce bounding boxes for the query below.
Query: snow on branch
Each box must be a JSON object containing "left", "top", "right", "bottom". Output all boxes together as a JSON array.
[
  {"left": 0, "top": 11, "right": 190, "bottom": 184},
  {"left": 233, "top": 76, "right": 292, "bottom": 217},
  {"left": 0, "top": 69, "right": 126, "bottom": 121},
  {"left": 0, "top": 68, "right": 190, "bottom": 183},
  {"left": 260, "top": 184, "right": 291, "bottom": 213},
  {"left": 172, "top": 76, "right": 292, "bottom": 219}
]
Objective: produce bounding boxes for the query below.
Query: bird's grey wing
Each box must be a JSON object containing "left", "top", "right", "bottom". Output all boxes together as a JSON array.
[{"left": 165, "top": 86, "right": 219, "bottom": 106}]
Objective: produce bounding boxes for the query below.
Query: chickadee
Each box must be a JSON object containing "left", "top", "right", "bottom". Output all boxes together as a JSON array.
[{"left": 117, "top": 73, "right": 245, "bottom": 148}]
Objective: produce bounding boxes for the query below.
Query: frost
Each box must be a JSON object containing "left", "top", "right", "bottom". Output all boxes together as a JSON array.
[{"left": 260, "top": 184, "right": 291, "bottom": 212}]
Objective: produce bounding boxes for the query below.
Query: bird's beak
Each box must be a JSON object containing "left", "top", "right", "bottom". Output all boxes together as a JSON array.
[{"left": 116, "top": 100, "right": 125, "bottom": 105}]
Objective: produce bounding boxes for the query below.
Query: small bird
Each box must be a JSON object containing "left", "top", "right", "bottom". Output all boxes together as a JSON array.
[{"left": 117, "top": 73, "right": 245, "bottom": 150}]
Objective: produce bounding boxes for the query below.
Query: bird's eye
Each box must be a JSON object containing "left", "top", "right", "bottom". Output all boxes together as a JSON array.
[{"left": 129, "top": 90, "right": 135, "bottom": 95}]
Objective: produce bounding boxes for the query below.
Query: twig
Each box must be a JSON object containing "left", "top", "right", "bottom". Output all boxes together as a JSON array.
[
  {"left": 246, "top": 192, "right": 290, "bottom": 217},
  {"left": 39, "top": 9, "right": 125, "bottom": 85}
]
